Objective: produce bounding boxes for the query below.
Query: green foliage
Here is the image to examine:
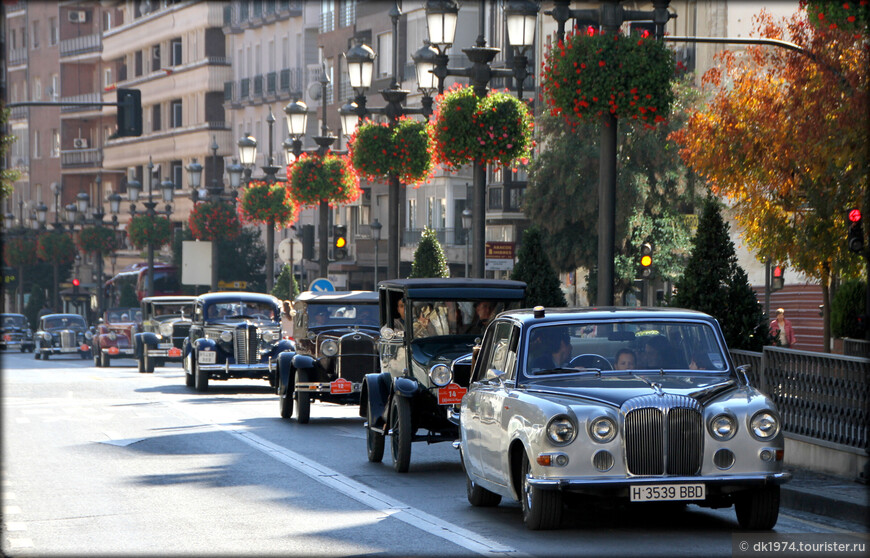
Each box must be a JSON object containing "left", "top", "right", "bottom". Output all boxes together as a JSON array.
[
  {"left": 1, "top": 107, "right": 20, "bottom": 200},
  {"left": 831, "top": 280, "right": 866, "bottom": 339},
  {"left": 272, "top": 264, "right": 300, "bottom": 301},
  {"left": 287, "top": 152, "right": 360, "bottom": 207},
  {"left": 188, "top": 201, "right": 240, "bottom": 242},
  {"left": 806, "top": 0, "right": 870, "bottom": 32},
  {"left": 671, "top": 199, "right": 772, "bottom": 351},
  {"left": 409, "top": 227, "right": 450, "bottom": 278},
  {"left": 78, "top": 226, "right": 116, "bottom": 254},
  {"left": 24, "top": 284, "right": 46, "bottom": 329},
  {"left": 119, "top": 281, "right": 139, "bottom": 307},
  {"left": 238, "top": 180, "right": 298, "bottom": 227},
  {"left": 3, "top": 235, "right": 37, "bottom": 267},
  {"left": 128, "top": 215, "right": 172, "bottom": 249},
  {"left": 510, "top": 227, "right": 567, "bottom": 307},
  {"left": 350, "top": 118, "right": 433, "bottom": 185},
  {"left": 36, "top": 232, "right": 76, "bottom": 265}
]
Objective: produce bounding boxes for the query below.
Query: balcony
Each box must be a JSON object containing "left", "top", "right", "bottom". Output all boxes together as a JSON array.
[
  {"left": 9, "top": 47, "right": 26, "bottom": 66},
  {"left": 402, "top": 228, "right": 468, "bottom": 246},
  {"left": 280, "top": 68, "right": 303, "bottom": 93},
  {"left": 224, "top": 81, "right": 234, "bottom": 101},
  {"left": 266, "top": 72, "right": 277, "bottom": 94},
  {"left": 61, "top": 148, "right": 102, "bottom": 168},
  {"left": 253, "top": 74, "right": 263, "bottom": 96},
  {"left": 60, "top": 34, "right": 101, "bottom": 57},
  {"left": 240, "top": 78, "right": 250, "bottom": 99}
]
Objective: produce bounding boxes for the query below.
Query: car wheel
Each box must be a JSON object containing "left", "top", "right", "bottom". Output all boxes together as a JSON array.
[
  {"left": 94, "top": 349, "right": 101, "bottom": 367},
  {"left": 194, "top": 355, "right": 209, "bottom": 392},
  {"left": 279, "top": 376, "right": 294, "bottom": 419},
  {"left": 43, "top": 352, "right": 50, "bottom": 360},
  {"left": 521, "top": 452, "right": 562, "bottom": 530},
  {"left": 366, "top": 401, "right": 385, "bottom": 463},
  {"left": 295, "top": 370, "right": 310, "bottom": 424},
  {"left": 100, "top": 350, "right": 110, "bottom": 368},
  {"left": 35, "top": 349, "right": 41, "bottom": 360},
  {"left": 390, "top": 395, "right": 413, "bottom": 473},
  {"left": 80, "top": 350, "right": 88, "bottom": 360},
  {"left": 185, "top": 354, "right": 195, "bottom": 388},
  {"left": 735, "top": 486, "right": 780, "bottom": 530},
  {"left": 466, "top": 474, "right": 502, "bottom": 507},
  {"left": 144, "top": 351, "right": 155, "bottom": 373}
]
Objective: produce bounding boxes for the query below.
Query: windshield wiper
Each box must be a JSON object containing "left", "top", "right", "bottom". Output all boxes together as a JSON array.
[{"left": 534, "top": 367, "right": 602, "bottom": 376}]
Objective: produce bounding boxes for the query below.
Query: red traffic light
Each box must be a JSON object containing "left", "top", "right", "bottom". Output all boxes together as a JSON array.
[
  {"left": 773, "top": 266, "right": 783, "bottom": 278},
  {"left": 72, "top": 278, "right": 80, "bottom": 287},
  {"left": 848, "top": 208, "right": 862, "bottom": 223}
]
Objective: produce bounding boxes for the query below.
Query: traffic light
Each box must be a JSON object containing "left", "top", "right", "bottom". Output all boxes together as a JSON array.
[
  {"left": 771, "top": 265, "right": 784, "bottom": 292},
  {"left": 640, "top": 242, "right": 653, "bottom": 278},
  {"left": 301, "top": 225, "right": 314, "bottom": 261},
  {"left": 72, "top": 278, "right": 80, "bottom": 294},
  {"left": 115, "top": 88, "right": 142, "bottom": 137},
  {"left": 333, "top": 225, "right": 348, "bottom": 260},
  {"left": 847, "top": 208, "right": 864, "bottom": 254}
]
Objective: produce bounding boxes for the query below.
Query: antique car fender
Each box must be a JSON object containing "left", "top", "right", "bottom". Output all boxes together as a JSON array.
[
  {"left": 192, "top": 337, "right": 217, "bottom": 355},
  {"left": 274, "top": 339, "right": 295, "bottom": 354},
  {"left": 277, "top": 351, "right": 298, "bottom": 389},
  {"left": 134, "top": 332, "right": 160, "bottom": 358},
  {"left": 360, "top": 371, "right": 392, "bottom": 422},
  {"left": 291, "top": 353, "right": 317, "bottom": 371},
  {"left": 394, "top": 375, "right": 421, "bottom": 398}
]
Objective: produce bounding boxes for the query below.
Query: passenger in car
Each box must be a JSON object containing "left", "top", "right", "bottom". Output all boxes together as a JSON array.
[
  {"left": 528, "top": 329, "right": 572, "bottom": 372},
  {"left": 689, "top": 351, "right": 714, "bottom": 370},
  {"left": 614, "top": 348, "right": 637, "bottom": 370}
]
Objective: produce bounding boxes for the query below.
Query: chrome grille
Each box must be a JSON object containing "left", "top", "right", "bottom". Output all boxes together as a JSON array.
[
  {"left": 336, "top": 333, "right": 377, "bottom": 382},
  {"left": 60, "top": 331, "right": 76, "bottom": 349},
  {"left": 623, "top": 394, "right": 703, "bottom": 476},
  {"left": 172, "top": 324, "right": 191, "bottom": 349},
  {"left": 233, "top": 325, "right": 259, "bottom": 364}
]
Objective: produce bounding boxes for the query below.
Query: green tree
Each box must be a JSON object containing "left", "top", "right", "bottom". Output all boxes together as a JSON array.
[
  {"left": 23, "top": 284, "right": 46, "bottom": 329},
  {"left": 525, "top": 77, "right": 700, "bottom": 301},
  {"left": 830, "top": 280, "right": 866, "bottom": 339},
  {"left": 1, "top": 107, "right": 21, "bottom": 200},
  {"left": 671, "top": 199, "right": 771, "bottom": 351},
  {"left": 511, "top": 227, "right": 566, "bottom": 307},
  {"left": 272, "top": 264, "right": 300, "bottom": 301},
  {"left": 409, "top": 227, "right": 449, "bottom": 278}
]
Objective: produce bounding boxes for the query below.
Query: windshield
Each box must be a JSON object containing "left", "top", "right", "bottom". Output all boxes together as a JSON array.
[
  {"left": 397, "top": 299, "right": 521, "bottom": 339},
  {"left": 106, "top": 308, "right": 139, "bottom": 323},
  {"left": 3, "top": 315, "right": 28, "bottom": 328},
  {"left": 206, "top": 300, "right": 278, "bottom": 322},
  {"left": 152, "top": 303, "right": 194, "bottom": 320},
  {"left": 524, "top": 320, "right": 728, "bottom": 376},
  {"left": 305, "top": 303, "right": 379, "bottom": 328},
  {"left": 43, "top": 316, "right": 87, "bottom": 329}
]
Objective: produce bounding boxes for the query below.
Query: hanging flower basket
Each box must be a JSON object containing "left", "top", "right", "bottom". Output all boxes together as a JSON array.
[
  {"left": 127, "top": 215, "right": 173, "bottom": 250},
  {"left": 286, "top": 152, "right": 361, "bottom": 207},
  {"left": 805, "top": 0, "right": 870, "bottom": 32},
  {"left": 3, "top": 237, "right": 37, "bottom": 268},
  {"left": 188, "top": 200, "right": 241, "bottom": 242},
  {"left": 430, "top": 84, "right": 534, "bottom": 170},
  {"left": 238, "top": 180, "right": 299, "bottom": 227},
  {"left": 36, "top": 232, "right": 76, "bottom": 265},
  {"left": 541, "top": 29, "right": 676, "bottom": 126},
  {"left": 349, "top": 117, "right": 433, "bottom": 185},
  {"left": 78, "top": 226, "right": 116, "bottom": 254}
]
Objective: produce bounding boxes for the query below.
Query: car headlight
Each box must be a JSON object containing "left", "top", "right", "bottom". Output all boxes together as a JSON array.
[
  {"left": 320, "top": 339, "right": 338, "bottom": 357},
  {"left": 26, "top": 329, "right": 33, "bottom": 338},
  {"left": 42, "top": 332, "right": 52, "bottom": 342},
  {"left": 380, "top": 325, "right": 396, "bottom": 341},
  {"left": 588, "top": 416, "right": 616, "bottom": 443},
  {"left": 428, "top": 364, "right": 453, "bottom": 387},
  {"left": 709, "top": 414, "right": 737, "bottom": 441},
  {"left": 219, "top": 330, "right": 233, "bottom": 343},
  {"left": 85, "top": 331, "right": 93, "bottom": 340},
  {"left": 262, "top": 330, "right": 279, "bottom": 343},
  {"left": 108, "top": 332, "right": 117, "bottom": 341},
  {"left": 159, "top": 323, "right": 174, "bottom": 337},
  {"left": 750, "top": 411, "right": 780, "bottom": 440},
  {"left": 547, "top": 415, "right": 577, "bottom": 445}
]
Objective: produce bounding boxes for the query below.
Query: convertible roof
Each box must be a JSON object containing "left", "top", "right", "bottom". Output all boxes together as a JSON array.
[
  {"left": 295, "top": 290, "right": 378, "bottom": 303},
  {"left": 378, "top": 278, "right": 526, "bottom": 300}
]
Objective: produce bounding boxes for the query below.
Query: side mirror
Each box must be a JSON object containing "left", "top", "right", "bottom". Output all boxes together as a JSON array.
[{"left": 736, "top": 364, "right": 752, "bottom": 387}]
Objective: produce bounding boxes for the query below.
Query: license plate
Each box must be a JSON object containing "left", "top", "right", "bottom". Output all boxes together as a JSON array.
[
  {"left": 630, "top": 483, "right": 705, "bottom": 502},
  {"left": 437, "top": 383, "right": 466, "bottom": 405},
  {"left": 330, "top": 378, "right": 353, "bottom": 394},
  {"left": 198, "top": 351, "right": 216, "bottom": 364},
  {"left": 168, "top": 347, "right": 182, "bottom": 357}
]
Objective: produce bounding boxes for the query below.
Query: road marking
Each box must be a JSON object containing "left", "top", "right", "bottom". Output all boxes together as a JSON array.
[
  {"left": 169, "top": 402, "right": 523, "bottom": 557},
  {"left": 8, "top": 538, "right": 34, "bottom": 549},
  {"left": 4, "top": 522, "right": 27, "bottom": 532}
]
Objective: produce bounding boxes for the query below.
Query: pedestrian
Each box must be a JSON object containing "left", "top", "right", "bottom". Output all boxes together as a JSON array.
[
  {"left": 770, "top": 308, "right": 796, "bottom": 348},
  {"left": 37, "top": 300, "right": 53, "bottom": 319}
]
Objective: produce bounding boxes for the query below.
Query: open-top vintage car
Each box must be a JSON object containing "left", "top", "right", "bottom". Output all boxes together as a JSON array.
[
  {"left": 361, "top": 278, "right": 526, "bottom": 473},
  {"left": 2, "top": 313, "right": 35, "bottom": 352},
  {"left": 134, "top": 296, "right": 196, "bottom": 373},
  {"left": 277, "top": 291, "right": 380, "bottom": 423},
  {"left": 92, "top": 307, "right": 140, "bottom": 367},
  {"left": 182, "top": 291, "right": 294, "bottom": 392},
  {"left": 34, "top": 313, "right": 92, "bottom": 360},
  {"left": 456, "top": 307, "right": 790, "bottom": 530}
]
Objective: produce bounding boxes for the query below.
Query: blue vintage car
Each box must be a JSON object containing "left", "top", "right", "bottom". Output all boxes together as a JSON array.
[
  {"left": 1, "top": 313, "right": 35, "bottom": 352},
  {"left": 457, "top": 307, "right": 790, "bottom": 530},
  {"left": 182, "top": 292, "right": 294, "bottom": 392},
  {"left": 34, "top": 313, "right": 92, "bottom": 360}
]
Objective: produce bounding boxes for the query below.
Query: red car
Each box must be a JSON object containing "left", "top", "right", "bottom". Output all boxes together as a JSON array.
[{"left": 92, "top": 307, "right": 141, "bottom": 367}]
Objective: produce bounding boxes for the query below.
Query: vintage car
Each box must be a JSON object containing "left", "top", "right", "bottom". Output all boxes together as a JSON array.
[
  {"left": 1, "top": 313, "right": 35, "bottom": 352},
  {"left": 182, "top": 291, "right": 294, "bottom": 392},
  {"left": 361, "top": 278, "right": 526, "bottom": 473},
  {"left": 91, "top": 307, "right": 140, "bottom": 367},
  {"left": 456, "top": 307, "right": 790, "bottom": 530},
  {"left": 34, "top": 313, "right": 92, "bottom": 360},
  {"left": 133, "top": 295, "right": 196, "bottom": 373},
  {"left": 276, "top": 291, "right": 380, "bottom": 423}
]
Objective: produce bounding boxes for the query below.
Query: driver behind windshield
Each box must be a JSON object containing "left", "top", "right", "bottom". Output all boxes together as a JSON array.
[{"left": 528, "top": 328, "right": 572, "bottom": 372}]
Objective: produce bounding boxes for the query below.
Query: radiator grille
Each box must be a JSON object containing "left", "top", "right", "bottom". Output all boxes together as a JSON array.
[
  {"left": 234, "top": 325, "right": 259, "bottom": 364},
  {"left": 336, "top": 334, "right": 377, "bottom": 382},
  {"left": 60, "top": 331, "right": 77, "bottom": 349},
  {"left": 623, "top": 394, "right": 703, "bottom": 476}
]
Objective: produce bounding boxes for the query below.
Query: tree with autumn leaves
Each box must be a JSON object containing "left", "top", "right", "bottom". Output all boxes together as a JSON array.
[{"left": 671, "top": 3, "right": 868, "bottom": 351}]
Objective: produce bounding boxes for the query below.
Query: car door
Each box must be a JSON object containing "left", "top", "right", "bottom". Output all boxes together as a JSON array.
[{"left": 473, "top": 321, "right": 520, "bottom": 486}]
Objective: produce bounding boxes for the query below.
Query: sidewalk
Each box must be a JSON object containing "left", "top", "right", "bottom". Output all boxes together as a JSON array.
[{"left": 781, "top": 467, "right": 869, "bottom": 526}]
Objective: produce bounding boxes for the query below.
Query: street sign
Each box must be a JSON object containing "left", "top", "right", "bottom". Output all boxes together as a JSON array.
[
  {"left": 309, "top": 277, "right": 335, "bottom": 292},
  {"left": 277, "top": 238, "right": 302, "bottom": 264},
  {"left": 217, "top": 280, "right": 248, "bottom": 290},
  {"left": 485, "top": 241, "right": 516, "bottom": 271}
]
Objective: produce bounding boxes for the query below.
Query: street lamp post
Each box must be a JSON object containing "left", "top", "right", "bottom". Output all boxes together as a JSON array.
[
  {"left": 127, "top": 157, "right": 174, "bottom": 297},
  {"left": 422, "top": 0, "right": 538, "bottom": 278},
  {"left": 371, "top": 218, "right": 382, "bottom": 289},
  {"left": 461, "top": 208, "right": 472, "bottom": 277},
  {"left": 65, "top": 188, "right": 119, "bottom": 317}
]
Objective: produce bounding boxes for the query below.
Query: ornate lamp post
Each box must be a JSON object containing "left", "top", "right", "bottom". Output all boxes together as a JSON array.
[
  {"left": 371, "top": 218, "right": 382, "bottom": 289},
  {"left": 421, "top": 0, "right": 538, "bottom": 278},
  {"left": 128, "top": 157, "right": 174, "bottom": 297},
  {"left": 461, "top": 207, "right": 472, "bottom": 277}
]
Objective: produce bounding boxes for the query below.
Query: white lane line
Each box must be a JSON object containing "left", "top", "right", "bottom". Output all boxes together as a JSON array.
[
  {"left": 4, "top": 522, "right": 27, "bottom": 532},
  {"left": 8, "top": 538, "right": 34, "bottom": 549},
  {"left": 168, "top": 403, "right": 523, "bottom": 557}
]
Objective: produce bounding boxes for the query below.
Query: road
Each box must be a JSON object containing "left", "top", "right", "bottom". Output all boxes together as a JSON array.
[{"left": 1, "top": 351, "right": 865, "bottom": 557}]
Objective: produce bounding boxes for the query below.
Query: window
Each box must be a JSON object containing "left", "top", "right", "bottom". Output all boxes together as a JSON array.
[
  {"left": 104, "top": 68, "right": 113, "bottom": 88},
  {"left": 407, "top": 198, "right": 417, "bottom": 231},
  {"left": 51, "top": 74, "right": 59, "bottom": 99},
  {"left": 320, "top": 0, "right": 334, "bottom": 32},
  {"left": 171, "top": 161, "right": 183, "bottom": 190},
  {"left": 33, "top": 78, "right": 42, "bottom": 101},
  {"left": 135, "top": 50, "right": 143, "bottom": 76},
  {"left": 33, "top": 130, "right": 41, "bottom": 159},
  {"left": 171, "top": 38, "right": 182, "bottom": 66},
  {"left": 49, "top": 18, "right": 58, "bottom": 46},
  {"left": 152, "top": 44, "right": 161, "bottom": 71},
  {"left": 152, "top": 104, "right": 162, "bottom": 132},
  {"left": 170, "top": 100, "right": 182, "bottom": 128},
  {"left": 31, "top": 21, "right": 39, "bottom": 49},
  {"left": 51, "top": 130, "right": 60, "bottom": 158},
  {"left": 377, "top": 32, "right": 392, "bottom": 78}
]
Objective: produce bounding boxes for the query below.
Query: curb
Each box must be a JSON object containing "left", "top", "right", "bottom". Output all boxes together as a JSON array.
[{"left": 781, "top": 484, "right": 869, "bottom": 526}]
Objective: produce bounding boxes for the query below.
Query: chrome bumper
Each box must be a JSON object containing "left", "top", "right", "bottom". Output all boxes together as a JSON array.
[
  {"left": 527, "top": 472, "right": 792, "bottom": 491},
  {"left": 102, "top": 348, "right": 134, "bottom": 356},
  {"left": 199, "top": 362, "right": 277, "bottom": 373},
  {"left": 295, "top": 381, "right": 362, "bottom": 394}
]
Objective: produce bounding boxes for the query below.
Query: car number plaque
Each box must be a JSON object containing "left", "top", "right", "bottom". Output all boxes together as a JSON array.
[
  {"left": 438, "top": 383, "right": 467, "bottom": 405},
  {"left": 330, "top": 378, "right": 353, "bottom": 394},
  {"left": 630, "top": 483, "right": 705, "bottom": 502},
  {"left": 198, "top": 350, "right": 216, "bottom": 364},
  {"left": 168, "top": 347, "right": 182, "bottom": 357}
]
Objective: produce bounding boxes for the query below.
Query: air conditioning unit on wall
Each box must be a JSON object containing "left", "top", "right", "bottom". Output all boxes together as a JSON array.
[
  {"left": 68, "top": 10, "right": 87, "bottom": 23},
  {"left": 73, "top": 138, "right": 89, "bottom": 149}
]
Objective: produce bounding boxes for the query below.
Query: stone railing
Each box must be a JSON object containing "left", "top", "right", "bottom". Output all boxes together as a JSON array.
[{"left": 731, "top": 347, "right": 868, "bottom": 454}]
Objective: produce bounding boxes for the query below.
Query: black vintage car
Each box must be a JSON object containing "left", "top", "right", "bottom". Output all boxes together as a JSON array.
[
  {"left": 1, "top": 313, "right": 35, "bottom": 352},
  {"left": 276, "top": 291, "right": 380, "bottom": 423},
  {"left": 34, "top": 313, "right": 92, "bottom": 360},
  {"left": 134, "top": 296, "right": 196, "bottom": 373},
  {"left": 182, "top": 292, "right": 294, "bottom": 392},
  {"left": 361, "top": 278, "right": 526, "bottom": 473}
]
